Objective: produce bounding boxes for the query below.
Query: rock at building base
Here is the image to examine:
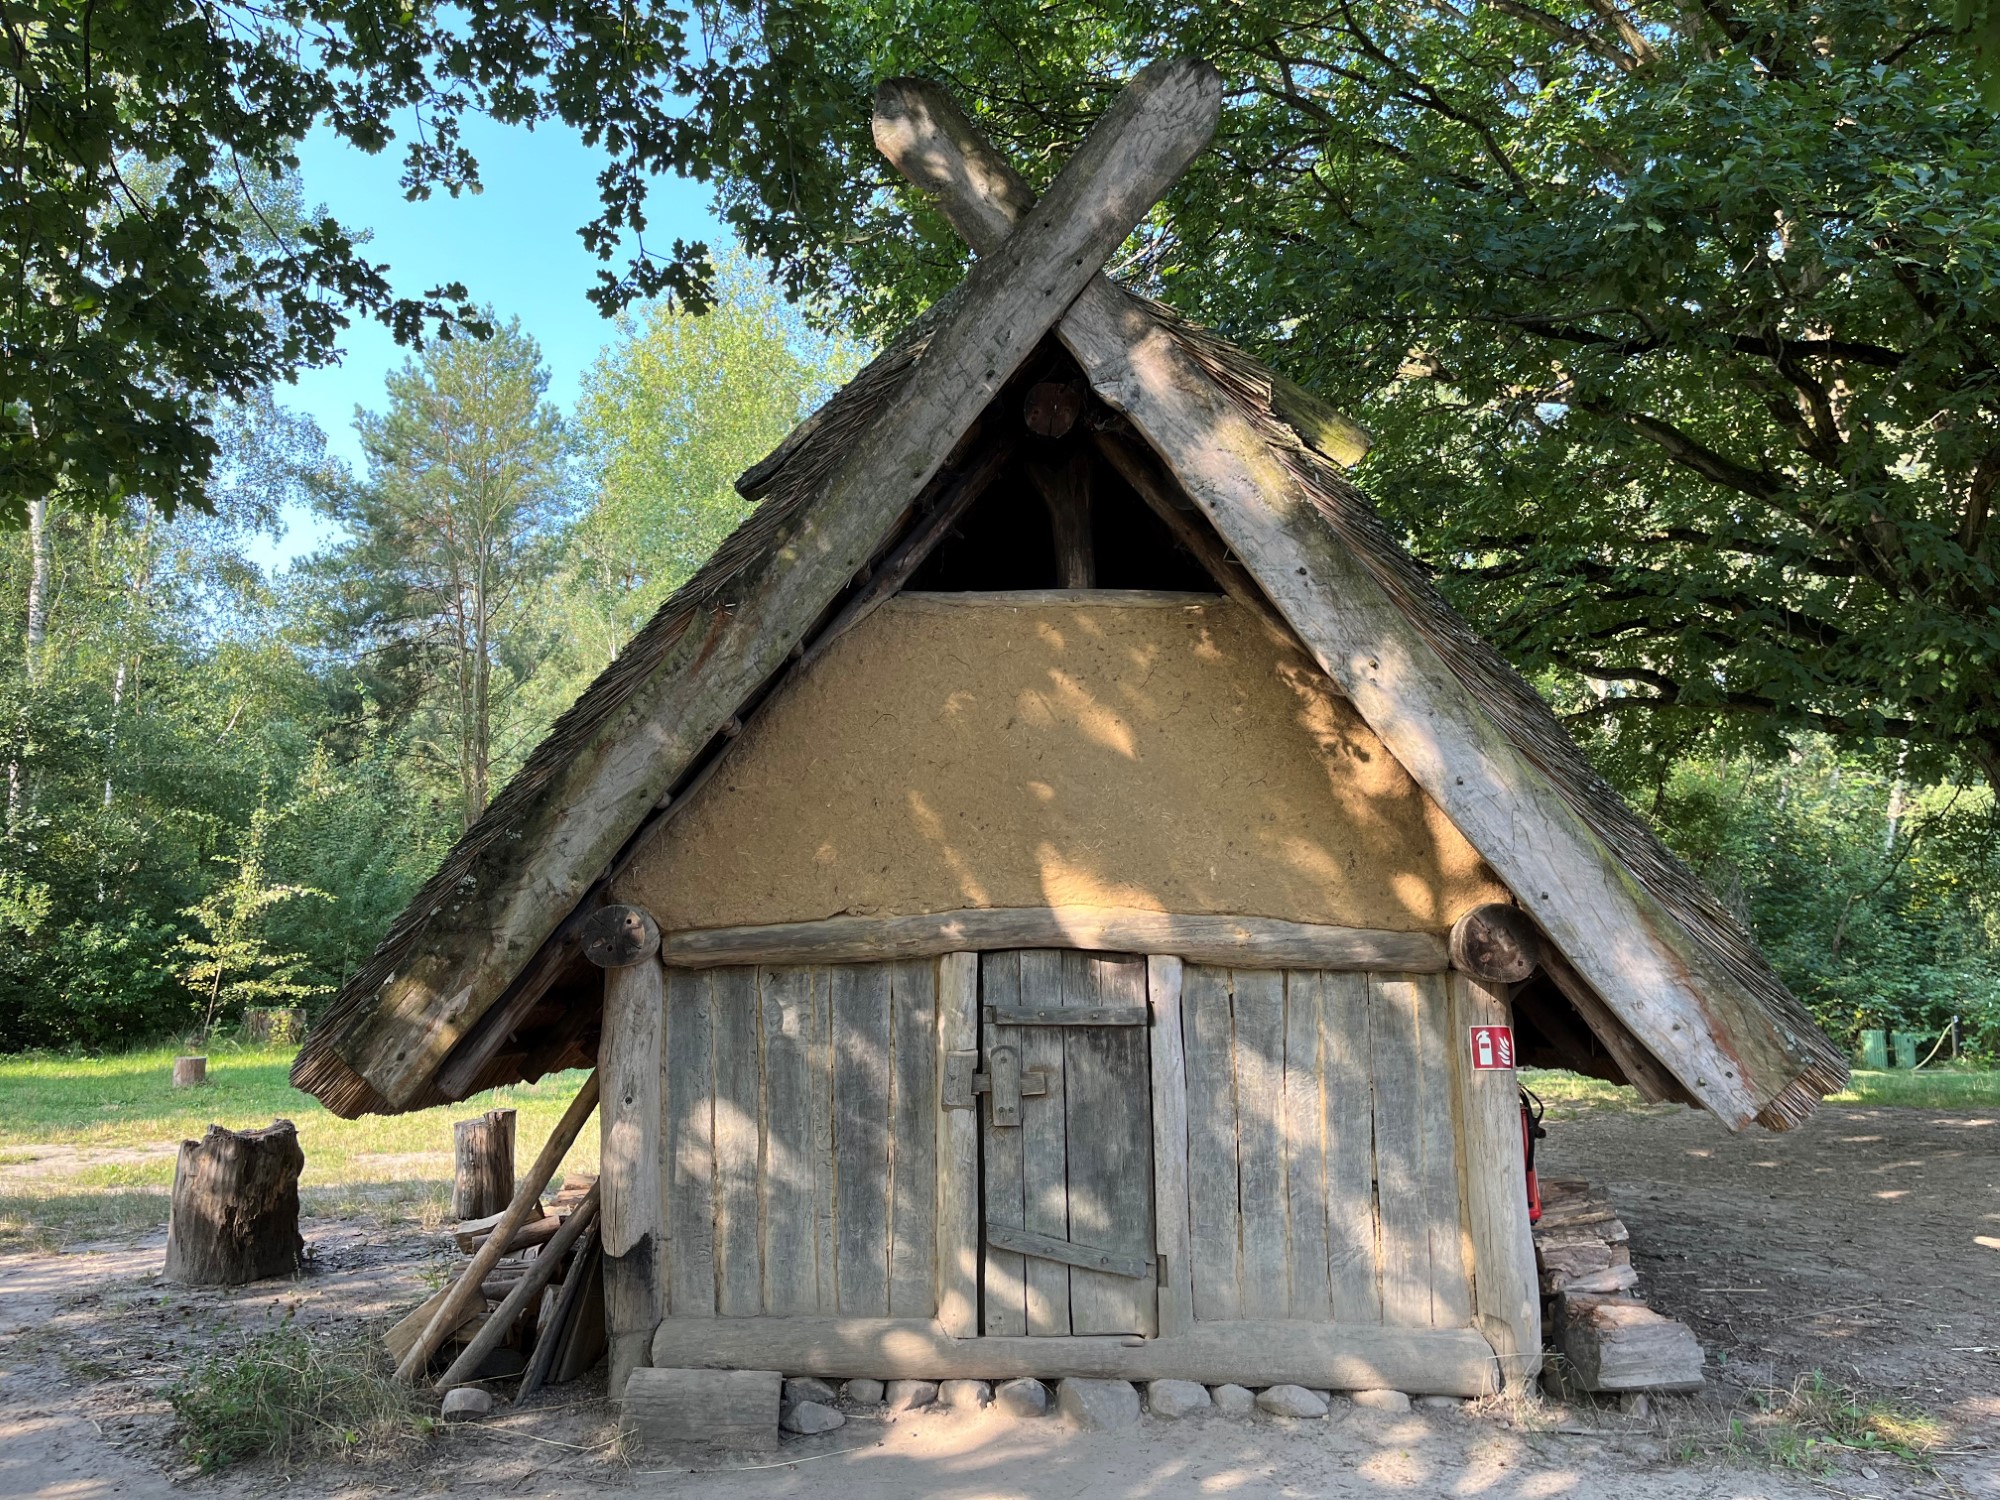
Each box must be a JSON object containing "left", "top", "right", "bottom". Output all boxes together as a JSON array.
[
  {"left": 844, "top": 1378, "right": 885, "bottom": 1406},
  {"left": 1415, "top": 1394, "right": 1465, "bottom": 1411},
  {"left": 781, "top": 1400, "right": 846, "bottom": 1435},
  {"left": 1352, "top": 1389, "right": 1412, "bottom": 1413},
  {"left": 1147, "top": 1380, "right": 1211, "bottom": 1419},
  {"left": 1057, "top": 1378, "right": 1140, "bottom": 1430},
  {"left": 994, "top": 1378, "right": 1050, "bottom": 1417},
  {"left": 940, "top": 1378, "right": 991, "bottom": 1410},
  {"left": 884, "top": 1379, "right": 938, "bottom": 1412},
  {"left": 783, "top": 1376, "right": 839, "bottom": 1410},
  {"left": 1257, "top": 1385, "right": 1329, "bottom": 1419},
  {"left": 1211, "top": 1383, "right": 1255, "bottom": 1417}
]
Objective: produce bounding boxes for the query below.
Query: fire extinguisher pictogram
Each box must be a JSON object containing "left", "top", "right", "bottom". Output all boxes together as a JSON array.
[{"left": 1519, "top": 1085, "right": 1546, "bottom": 1224}]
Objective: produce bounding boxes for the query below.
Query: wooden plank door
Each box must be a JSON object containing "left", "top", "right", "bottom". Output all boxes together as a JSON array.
[{"left": 980, "top": 950, "right": 1156, "bottom": 1337}]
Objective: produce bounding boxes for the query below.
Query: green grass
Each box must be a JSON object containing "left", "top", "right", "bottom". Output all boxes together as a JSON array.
[
  {"left": 1524, "top": 1063, "right": 2000, "bottom": 1118},
  {"left": 0, "top": 1043, "right": 594, "bottom": 1250},
  {"left": 169, "top": 1324, "right": 433, "bottom": 1472},
  {"left": 1712, "top": 1373, "right": 1944, "bottom": 1476}
]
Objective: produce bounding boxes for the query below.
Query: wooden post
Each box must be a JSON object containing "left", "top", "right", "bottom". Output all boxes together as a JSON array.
[
  {"left": 1025, "top": 449, "right": 1095, "bottom": 587},
  {"left": 1448, "top": 974, "right": 1542, "bottom": 1387},
  {"left": 163, "top": 1121, "right": 304, "bottom": 1285},
  {"left": 172, "top": 1056, "right": 207, "bottom": 1088},
  {"left": 592, "top": 904, "right": 665, "bottom": 1402},
  {"left": 394, "top": 1073, "right": 601, "bottom": 1381},
  {"left": 451, "top": 1108, "right": 516, "bottom": 1219}
]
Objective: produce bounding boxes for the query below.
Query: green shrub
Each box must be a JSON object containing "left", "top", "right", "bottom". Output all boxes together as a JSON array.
[{"left": 169, "top": 1325, "right": 429, "bottom": 1472}]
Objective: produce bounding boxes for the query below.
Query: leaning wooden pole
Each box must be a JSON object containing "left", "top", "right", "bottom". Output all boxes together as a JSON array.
[
  {"left": 436, "top": 1181, "right": 601, "bottom": 1392},
  {"left": 394, "top": 1072, "right": 601, "bottom": 1382}
]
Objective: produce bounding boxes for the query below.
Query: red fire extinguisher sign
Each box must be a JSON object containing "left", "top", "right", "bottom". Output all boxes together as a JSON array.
[{"left": 1468, "top": 1025, "right": 1515, "bottom": 1071}]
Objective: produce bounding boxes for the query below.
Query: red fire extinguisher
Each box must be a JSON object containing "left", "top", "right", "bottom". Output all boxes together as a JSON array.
[{"left": 1519, "top": 1086, "right": 1546, "bottom": 1224}]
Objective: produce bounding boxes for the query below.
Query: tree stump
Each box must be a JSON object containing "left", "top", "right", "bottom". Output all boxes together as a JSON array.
[
  {"left": 163, "top": 1120, "right": 305, "bottom": 1286},
  {"left": 172, "top": 1056, "right": 207, "bottom": 1088},
  {"left": 452, "top": 1108, "right": 517, "bottom": 1220}
]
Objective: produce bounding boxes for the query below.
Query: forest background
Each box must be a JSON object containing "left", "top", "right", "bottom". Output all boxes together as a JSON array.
[{"left": 3, "top": 0, "right": 1997, "bottom": 1060}]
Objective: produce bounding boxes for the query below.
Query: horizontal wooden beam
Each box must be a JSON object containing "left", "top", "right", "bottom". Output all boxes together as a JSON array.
[
  {"left": 651, "top": 1315, "right": 1498, "bottom": 1396},
  {"left": 660, "top": 907, "right": 1449, "bottom": 972}
]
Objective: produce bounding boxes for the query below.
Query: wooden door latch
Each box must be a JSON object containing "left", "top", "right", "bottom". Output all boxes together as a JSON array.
[{"left": 942, "top": 1047, "right": 1049, "bottom": 1127}]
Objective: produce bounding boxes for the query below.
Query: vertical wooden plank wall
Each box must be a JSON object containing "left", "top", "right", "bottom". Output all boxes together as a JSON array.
[
  {"left": 888, "top": 960, "right": 939, "bottom": 1316},
  {"left": 658, "top": 961, "right": 939, "bottom": 1320},
  {"left": 1018, "top": 950, "right": 1071, "bottom": 1336},
  {"left": 1147, "top": 957, "right": 1194, "bottom": 1338},
  {"left": 1178, "top": 964, "right": 1473, "bottom": 1331},
  {"left": 1321, "top": 972, "right": 1381, "bottom": 1321},
  {"left": 1064, "top": 953, "right": 1155, "bottom": 1337},
  {"left": 934, "top": 953, "right": 980, "bottom": 1336},
  {"left": 980, "top": 950, "right": 1028, "bottom": 1335},
  {"left": 1450, "top": 973, "right": 1542, "bottom": 1384}
]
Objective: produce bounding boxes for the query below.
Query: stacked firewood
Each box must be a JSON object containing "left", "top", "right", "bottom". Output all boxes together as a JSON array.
[
  {"left": 1535, "top": 1179, "right": 1704, "bottom": 1394},
  {"left": 385, "top": 1172, "right": 606, "bottom": 1394}
]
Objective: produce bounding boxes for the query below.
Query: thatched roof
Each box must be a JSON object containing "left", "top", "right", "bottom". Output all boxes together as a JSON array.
[{"left": 293, "top": 277, "right": 1844, "bottom": 1129}]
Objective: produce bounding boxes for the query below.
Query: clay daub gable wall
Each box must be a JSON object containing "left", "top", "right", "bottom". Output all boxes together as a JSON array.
[{"left": 613, "top": 592, "right": 1509, "bottom": 934}]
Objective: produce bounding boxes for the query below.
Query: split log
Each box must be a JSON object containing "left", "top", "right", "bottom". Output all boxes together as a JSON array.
[
  {"left": 163, "top": 1121, "right": 304, "bottom": 1286},
  {"left": 450, "top": 1201, "right": 545, "bottom": 1251},
  {"left": 623, "top": 1367, "right": 781, "bottom": 1453},
  {"left": 385, "top": 1287, "right": 476, "bottom": 1363},
  {"left": 1557, "top": 1293, "right": 1705, "bottom": 1392},
  {"left": 454, "top": 1213, "right": 561, "bottom": 1256},
  {"left": 172, "top": 1056, "right": 207, "bottom": 1088},
  {"left": 451, "top": 1108, "right": 516, "bottom": 1220},
  {"left": 521, "top": 1221, "right": 601, "bottom": 1399},
  {"left": 437, "top": 1183, "right": 601, "bottom": 1391},
  {"left": 394, "top": 1071, "right": 600, "bottom": 1381},
  {"left": 552, "top": 1236, "right": 608, "bottom": 1384}
]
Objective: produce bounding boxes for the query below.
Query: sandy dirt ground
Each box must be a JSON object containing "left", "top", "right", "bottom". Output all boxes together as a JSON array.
[{"left": 0, "top": 1100, "right": 1994, "bottom": 1500}]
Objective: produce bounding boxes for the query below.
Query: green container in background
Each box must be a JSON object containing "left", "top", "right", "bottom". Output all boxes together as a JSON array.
[
  {"left": 1891, "top": 1030, "right": 1921, "bottom": 1070},
  {"left": 1858, "top": 1029, "right": 1889, "bottom": 1070}
]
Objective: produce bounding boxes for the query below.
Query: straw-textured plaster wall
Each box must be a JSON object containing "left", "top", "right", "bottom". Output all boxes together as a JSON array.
[{"left": 614, "top": 592, "right": 1510, "bottom": 932}]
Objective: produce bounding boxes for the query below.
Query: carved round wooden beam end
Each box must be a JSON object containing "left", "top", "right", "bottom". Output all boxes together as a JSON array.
[
  {"left": 1024, "top": 379, "right": 1084, "bottom": 437},
  {"left": 582, "top": 905, "right": 662, "bottom": 968},
  {"left": 1449, "top": 903, "right": 1540, "bottom": 984}
]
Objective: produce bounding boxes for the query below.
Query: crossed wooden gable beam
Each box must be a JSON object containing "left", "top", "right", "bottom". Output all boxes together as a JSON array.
[{"left": 303, "top": 57, "right": 1833, "bottom": 1134}]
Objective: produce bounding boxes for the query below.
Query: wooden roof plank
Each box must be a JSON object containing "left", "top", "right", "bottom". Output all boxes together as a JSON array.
[
  {"left": 871, "top": 73, "right": 1807, "bottom": 1129},
  {"left": 314, "top": 57, "right": 1224, "bottom": 1111}
]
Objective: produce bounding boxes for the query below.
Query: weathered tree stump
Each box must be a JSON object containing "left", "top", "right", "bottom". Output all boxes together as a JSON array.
[
  {"left": 163, "top": 1120, "right": 305, "bottom": 1285},
  {"left": 172, "top": 1056, "right": 207, "bottom": 1088},
  {"left": 452, "top": 1108, "right": 517, "bottom": 1220}
]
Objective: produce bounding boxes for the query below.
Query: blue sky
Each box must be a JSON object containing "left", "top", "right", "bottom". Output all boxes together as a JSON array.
[{"left": 252, "top": 114, "right": 726, "bottom": 569}]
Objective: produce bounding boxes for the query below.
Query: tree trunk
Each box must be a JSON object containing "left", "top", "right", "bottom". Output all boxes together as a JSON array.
[
  {"left": 452, "top": 1108, "right": 517, "bottom": 1219},
  {"left": 163, "top": 1121, "right": 305, "bottom": 1286},
  {"left": 8, "top": 494, "right": 49, "bottom": 836}
]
